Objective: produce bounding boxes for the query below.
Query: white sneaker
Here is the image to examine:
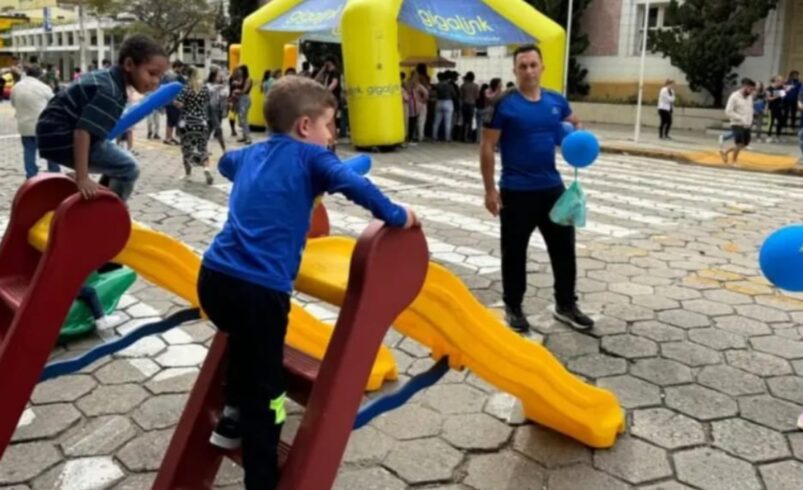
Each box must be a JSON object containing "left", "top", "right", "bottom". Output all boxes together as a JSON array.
[
  {"left": 718, "top": 135, "right": 725, "bottom": 148},
  {"left": 95, "top": 314, "right": 124, "bottom": 330}
]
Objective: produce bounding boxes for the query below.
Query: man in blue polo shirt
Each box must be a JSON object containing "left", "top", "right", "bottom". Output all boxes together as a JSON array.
[{"left": 480, "top": 44, "right": 593, "bottom": 333}]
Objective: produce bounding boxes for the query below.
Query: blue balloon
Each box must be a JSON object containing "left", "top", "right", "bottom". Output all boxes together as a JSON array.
[
  {"left": 759, "top": 225, "right": 803, "bottom": 292},
  {"left": 561, "top": 130, "right": 600, "bottom": 168},
  {"left": 343, "top": 154, "right": 372, "bottom": 176}
]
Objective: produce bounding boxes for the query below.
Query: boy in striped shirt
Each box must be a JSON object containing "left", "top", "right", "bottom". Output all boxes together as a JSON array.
[{"left": 37, "top": 34, "right": 169, "bottom": 201}]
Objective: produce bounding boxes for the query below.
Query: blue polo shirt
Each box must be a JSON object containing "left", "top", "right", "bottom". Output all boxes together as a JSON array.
[
  {"left": 484, "top": 88, "right": 571, "bottom": 191},
  {"left": 203, "top": 134, "right": 408, "bottom": 294}
]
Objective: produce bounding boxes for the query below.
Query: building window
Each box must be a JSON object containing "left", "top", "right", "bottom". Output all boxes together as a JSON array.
[
  {"left": 633, "top": 2, "right": 673, "bottom": 55},
  {"left": 67, "top": 31, "right": 74, "bottom": 45}
]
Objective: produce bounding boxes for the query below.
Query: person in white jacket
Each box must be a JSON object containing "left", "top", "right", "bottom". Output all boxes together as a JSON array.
[
  {"left": 657, "top": 79, "right": 675, "bottom": 139},
  {"left": 721, "top": 78, "right": 757, "bottom": 165},
  {"left": 10, "top": 64, "right": 60, "bottom": 178}
]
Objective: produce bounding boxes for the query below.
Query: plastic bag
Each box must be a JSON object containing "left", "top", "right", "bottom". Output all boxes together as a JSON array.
[{"left": 550, "top": 179, "right": 586, "bottom": 228}]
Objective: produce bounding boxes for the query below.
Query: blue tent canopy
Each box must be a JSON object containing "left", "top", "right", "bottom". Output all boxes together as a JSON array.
[{"left": 262, "top": 0, "right": 535, "bottom": 47}]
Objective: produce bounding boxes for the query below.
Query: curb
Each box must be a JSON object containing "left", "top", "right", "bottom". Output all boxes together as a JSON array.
[{"left": 600, "top": 144, "right": 802, "bottom": 176}]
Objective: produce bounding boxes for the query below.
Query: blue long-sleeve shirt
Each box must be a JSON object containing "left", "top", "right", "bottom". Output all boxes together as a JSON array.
[{"left": 203, "top": 134, "right": 407, "bottom": 293}]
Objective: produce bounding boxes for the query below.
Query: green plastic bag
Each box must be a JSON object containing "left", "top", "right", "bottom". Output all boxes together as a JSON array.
[
  {"left": 59, "top": 267, "right": 138, "bottom": 341},
  {"left": 549, "top": 174, "right": 586, "bottom": 228}
]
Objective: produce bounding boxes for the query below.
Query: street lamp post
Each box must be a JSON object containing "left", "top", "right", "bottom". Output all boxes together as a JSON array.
[
  {"left": 634, "top": 0, "right": 651, "bottom": 143},
  {"left": 562, "top": 0, "right": 574, "bottom": 96}
]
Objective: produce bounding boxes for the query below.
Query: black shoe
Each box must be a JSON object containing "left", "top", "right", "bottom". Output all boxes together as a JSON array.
[
  {"left": 210, "top": 415, "right": 241, "bottom": 450},
  {"left": 505, "top": 305, "right": 530, "bottom": 333},
  {"left": 553, "top": 304, "right": 594, "bottom": 331}
]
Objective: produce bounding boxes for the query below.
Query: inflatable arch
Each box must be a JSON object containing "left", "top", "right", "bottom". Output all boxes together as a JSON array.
[{"left": 240, "top": 0, "right": 565, "bottom": 147}]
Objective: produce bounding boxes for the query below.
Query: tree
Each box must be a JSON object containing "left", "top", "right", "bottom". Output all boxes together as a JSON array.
[
  {"left": 650, "top": 0, "right": 778, "bottom": 107},
  {"left": 87, "top": 0, "right": 217, "bottom": 55},
  {"left": 221, "top": 0, "right": 260, "bottom": 45},
  {"left": 525, "top": 0, "right": 592, "bottom": 96}
]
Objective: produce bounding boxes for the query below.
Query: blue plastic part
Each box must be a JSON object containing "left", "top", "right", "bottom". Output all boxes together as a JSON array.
[
  {"left": 42, "top": 308, "right": 201, "bottom": 382},
  {"left": 107, "top": 82, "right": 184, "bottom": 141},
  {"left": 353, "top": 357, "right": 450, "bottom": 429},
  {"left": 343, "top": 154, "right": 372, "bottom": 176}
]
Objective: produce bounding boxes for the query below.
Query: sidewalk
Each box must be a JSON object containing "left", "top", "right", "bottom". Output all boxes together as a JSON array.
[{"left": 588, "top": 122, "right": 803, "bottom": 174}]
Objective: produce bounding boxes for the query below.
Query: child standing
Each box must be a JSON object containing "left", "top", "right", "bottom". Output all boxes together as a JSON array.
[
  {"left": 198, "top": 76, "right": 418, "bottom": 489},
  {"left": 36, "top": 34, "right": 168, "bottom": 200}
]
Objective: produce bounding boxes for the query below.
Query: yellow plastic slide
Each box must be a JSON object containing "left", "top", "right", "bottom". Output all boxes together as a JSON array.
[
  {"left": 28, "top": 216, "right": 398, "bottom": 391},
  {"left": 295, "top": 237, "right": 625, "bottom": 448}
]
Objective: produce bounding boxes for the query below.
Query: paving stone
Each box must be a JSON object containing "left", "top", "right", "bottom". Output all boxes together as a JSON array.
[
  {"left": 665, "top": 385, "right": 738, "bottom": 420},
  {"left": 511, "top": 424, "right": 590, "bottom": 468},
  {"left": 441, "top": 413, "right": 512, "bottom": 450},
  {"left": 398, "top": 337, "right": 431, "bottom": 358},
  {"left": 702, "top": 289, "right": 754, "bottom": 305},
  {"left": 739, "top": 395, "right": 803, "bottom": 432},
  {"left": 631, "top": 358, "right": 693, "bottom": 386},
  {"left": 567, "top": 353, "right": 628, "bottom": 379},
  {"left": 333, "top": 467, "right": 406, "bottom": 490},
  {"left": 714, "top": 316, "right": 772, "bottom": 336},
  {"left": 657, "top": 309, "right": 710, "bottom": 329},
  {"left": 132, "top": 393, "right": 188, "bottom": 430},
  {"left": 682, "top": 299, "right": 734, "bottom": 316},
  {"left": 94, "top": 359, "right": 159, "bottom": 385},
  {"left": 736, "top": 304, "right": 790, "bottom": 323},
  {"left": 661, "top": 341, "right": 721, "bottom": 367},
  {"left": 373, "top": 403, "right": 443, "bottom": 439},
  {"left": 463, "top": 451, "right": 544, "bottom": 490},
  {"left": 631, "top": 407, "right": 705, "bottom": 449},
  {"left": 423, "top": 383, "right": 488, "bottom": 415},
  {"left": 602, "top": 303, "right": 656, "bottom": 322},
  {"left": 12, "top": 404, "right": 81, "bottom": 442},
  {"left": 76, "top": 384, "right": 149, "bottom": 416},
  {"left": 631, "top": 321, "right": 685, "bottom": 342},
  {"left": 711, "top": 418, "right": 790, "bottom": 462},
  {"left": 342, "top": 426, "right": 395, "bottom": 464},
  {"left": 597, "top": 375, "right": 661, "bottom": 409},
  {"left": 154, "top": 344, "right": 208, "bottom": 367},
  {"left": 0, "top": 442, "right": 60, "bottom": 485},
  {"left": 33, "top": 456, "right": 125, "bottom": 490},
  {"left": 593, "top": 436, "right": 672, "bottom": 484},
  {"left": 654, "top": 286, "right": 702, "bottom": 301},
  {"left": 760, "top": 460, "right": 803, "bottom": 490},
  {"left": 697, "top": 365, "right": 766, "bottom": 396},
  {"left": 688, "top": 327, "right": 748, "bottom": 350},
  {"left": 601, "top": 334, "right": 658, "bottom": 359},
  {"left": 751, "top": 335, "right": 803, "bottom": 360},
  {"left": 639, "top": 482, "right": 695, "bottom": 490},
  {"left": 31, "top": 376, "right": 97, "bottom": 404},
  {"left": 548, "top": 464, "right": 629, "bottom": 490},
  {"left": 544, "top": 332, "right": 599, "bottom": 361},
  {"left": 725, "top": 350, "right": 792, "bottom": 376},
  {"left": 587, "top": 316, "right": 628, "bottom": 336},
  {"left": 382, "top": 438, "right": 463, "bottom": 484},
  {"left": 482, "top": 393, "right": 520, "bottom": 423},
  {"left": 117, "top": 429, "right": 172, "bottom": 472},
  {"left": 59, "top": 416, "right": 137, "bottom": 456},
  {"left": 674, "top": 447, "right": 762, "bottom": 490},
  {"left": 213, "top": 459, "right": 243, "bottom": 487},
  {"left": 117, "top": 337, "right": 166, "bottom": 358},
  {"left": 631, "top": 294, "right": 680, "bottom": 311},
  {"left": 767, "top": 375, "right": 803, "bottom": 404},
  {"left": 109, "top": 473, "right": 156, "bottom": 490},
  {"left": 609, "top": 282, "right": 654, "bottom": 297}
]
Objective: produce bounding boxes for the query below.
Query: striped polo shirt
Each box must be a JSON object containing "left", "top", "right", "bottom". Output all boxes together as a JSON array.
[{"left": 36, "top": 66, "right": 128, "bottom": 164}]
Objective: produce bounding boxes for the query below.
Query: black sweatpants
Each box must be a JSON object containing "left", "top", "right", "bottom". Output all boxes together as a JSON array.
[
  {"left": 197, "top": 265, "right": 291, "bottom": 490},
  {"left": 500, "top": 187, "right": 577, "bottom": 309},
  {"left": 658, "top": 109, "right": 672, "bottom": 138},
  {"left": 769, "top": 107, "right": 785, "bottom": 138},
  {"left": 784, "top": 98, "right": 799, "bottom": 130}
]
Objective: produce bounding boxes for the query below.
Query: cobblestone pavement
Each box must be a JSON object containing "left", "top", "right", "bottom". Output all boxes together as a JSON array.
[{"left": 1, "top": 103, "right": 803, "bottom": 489}]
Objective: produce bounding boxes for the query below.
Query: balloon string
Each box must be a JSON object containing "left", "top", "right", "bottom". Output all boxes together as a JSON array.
[{"left": 574, "top": 167, "right": 578, "bottom": 181}]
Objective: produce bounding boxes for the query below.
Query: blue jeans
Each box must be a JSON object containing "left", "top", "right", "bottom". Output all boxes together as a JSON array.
[
  {"left": 22, "top": 136, "right": 60, "bottom": 179},
  {"left": 238, "top": 95, "right": 251, "bottom": 140},
  {"left": 433, "top": 100, "right": 454, "bottom": 142},
  {"left": 88, "top": 141, "right": 140, "bottom": 202}
]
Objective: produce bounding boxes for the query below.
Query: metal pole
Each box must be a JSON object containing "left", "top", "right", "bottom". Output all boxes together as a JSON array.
[
  {"left": 634, "top": 0, "right": 650, "bottom": 142},
  {"left": 562, "top": 0, "right": 574, "bottom": 96},
  {"left": 78, "top": 0, "right": 87, "bottom": 72}
]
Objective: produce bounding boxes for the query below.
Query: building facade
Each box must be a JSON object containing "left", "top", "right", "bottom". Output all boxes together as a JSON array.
[{"left": 443, "top": 0, "right": 801, "bottom": 105}]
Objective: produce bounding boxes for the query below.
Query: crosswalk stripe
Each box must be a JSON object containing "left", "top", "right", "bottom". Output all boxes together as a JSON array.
[
  {"left": 151, "top": 188, "right": 501, "bottom": 275},
  {"left": 598, "top": 155, "right": 803, "bottom": 200},
  {"left": 434, "top": 161, "right": 755, "bottom": 210},
  {"left": 373, "top": 174, "right": 669, "bottom": 226},
  {"left": 380, "top": 165, "right": 722, "bottom": 220}
]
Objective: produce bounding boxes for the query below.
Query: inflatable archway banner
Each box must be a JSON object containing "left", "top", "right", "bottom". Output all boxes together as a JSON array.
[{"left": 241, "top": 0, "right": 565, "bottom": 147}]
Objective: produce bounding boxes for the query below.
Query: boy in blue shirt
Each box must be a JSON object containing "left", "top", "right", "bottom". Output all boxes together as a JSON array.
[
  {"left": 198, "top": 76, "right": 418, "bottom": 489},
  {"left": 36, "top": 34, "right": 169, "bottom": 201}
]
